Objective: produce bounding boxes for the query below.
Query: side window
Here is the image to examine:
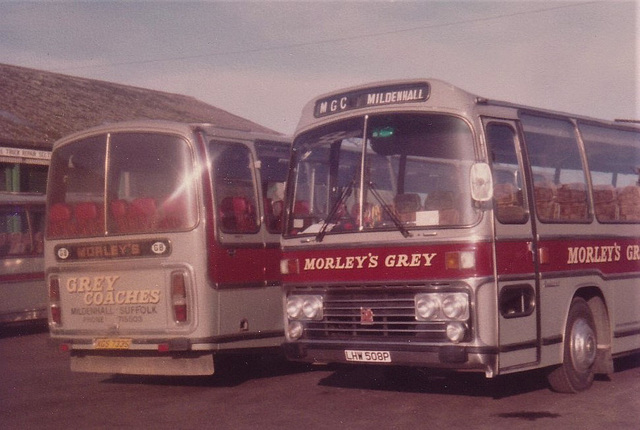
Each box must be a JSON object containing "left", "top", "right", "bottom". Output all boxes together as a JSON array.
[
  {"left": 0, "top": 205, "right": 32, "bottom": 256},
  {"left": 0, "top": 163, "right": 48, "bottom": 193},
  {"left": 30, "top": 206, "right": 45, "bottom": 255},
  {"left": 521, "top": 113, "right": 589, "bottom": 223},
  {"left": 486, "top": 123, "right": 527, "bottom": 223},
  {"left": 255, "top": 141, "right": 290, "bottom": 234},
  {"left": 211, "top": 142, "right": 260, "bottom": 234},
  {"left": 580, "top": 123, "right": 640, "bottom": 223}
]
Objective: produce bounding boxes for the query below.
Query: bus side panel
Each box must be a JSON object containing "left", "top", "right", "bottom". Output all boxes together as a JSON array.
[
  {"left": 263, "top": 243, "right": 282, "bottom": 286},
  {"left": 494, "top": 240, "right": 538, "bottom": 372},
  {"left": 209, "top": 243, "right": 266, "bottom": 286},
  {"left": 0, "top": 259, "right": 46, "bottom": 323},
  {"left": 216, "top": 284, "right": 284, "bottom": 349},
  {"left": 536, "top": 237, "right": 640, "bottom": 365},
  {"left": 0, "top": 197, "right": 46, "bottom": 324},
  {"left": 207, "top": 239, "right": 284, "bottom": 347},
  {"left": 611, "top": 277, "right": 640, "bottom": 354}
]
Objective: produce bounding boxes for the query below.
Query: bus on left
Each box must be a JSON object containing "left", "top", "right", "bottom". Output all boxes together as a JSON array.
[
  {"left": 0, "top": 192, "right": 46, "bottom": 325},
  {"left": 45, "top": 120, "right": 290, "bottom": 375}
]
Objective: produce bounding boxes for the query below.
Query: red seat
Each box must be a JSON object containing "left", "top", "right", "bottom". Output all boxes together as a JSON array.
[
  {"left": 48, "top": 203, "right": 73, "bottom": 237},
  {"left": 159, "top": 194, "right": 189, "bottom": 229},
  {"left": 293, "top": 200, "right": 310, "bottom": 215},
  {"left": 220, "top": 196, "right": 256, "bottom": 233},
  {"left": 110, "top": 199, "right": 129, "bottom": 232},
  {"left": 75, "top": 202, "right": 98, "bottom": 221},
  {"left": 75, "top": 202, "right": 103, "bottom": 236},
  {"left": 130, "top": 198, "right": 157, "bottom": 217},
  {"left": 49, "top": 202, "right": 72, "bottom": 222},
  {"left": 110, "top": 199, "right": 128, "bottom": 218},
  {"left": 128, "top": 198, "right": 157, "bottom": 232}
]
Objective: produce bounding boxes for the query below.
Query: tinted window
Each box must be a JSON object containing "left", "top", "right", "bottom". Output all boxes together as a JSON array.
[
  {"left": 580, "top": 123, "right": 640, "bottom": 223},
  {"left": 486, "top": 123, "right": 527, "bottom": 223},
  {"left": 210, "top": 142, "right": 260, "bottom": 234},
  {"left": 256, "top": 141, "right": 290, "bottom": 233},
  {"left": 521, "top": 114, "right": 589, "bottom": 223},
  {"left": 47, "top": 133, "right": 198, "bottom": 238}
]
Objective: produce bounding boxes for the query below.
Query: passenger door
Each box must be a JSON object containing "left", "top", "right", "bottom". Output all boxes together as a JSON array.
[
  {"left": 484, "top": 119, "right": 540, "bottom": 371},
  {"left": 208, "top": 140, "right": 284, "bottom": 342},
  {"left": 210, "top": 141, "right": 266, "bottom": 287}
]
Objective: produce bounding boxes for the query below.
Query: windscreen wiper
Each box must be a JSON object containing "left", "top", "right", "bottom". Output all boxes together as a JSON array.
[
  {"left": 368, "top": 181, "right": 411, "bottom": 238},
  {"left": 315, "top": 177, "right": 356, "bottom": 242}
]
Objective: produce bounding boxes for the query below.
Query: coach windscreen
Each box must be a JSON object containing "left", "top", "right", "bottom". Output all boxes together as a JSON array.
[{"left": 286, "top": 113, "right": 478, "bottom": 237}]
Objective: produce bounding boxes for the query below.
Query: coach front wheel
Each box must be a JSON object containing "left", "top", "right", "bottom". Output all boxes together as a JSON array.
[{"left": 547, "top": 298, "right": 597, "bottom": 393}]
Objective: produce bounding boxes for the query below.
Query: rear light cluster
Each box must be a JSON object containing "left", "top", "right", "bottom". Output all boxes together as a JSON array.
[
  {"left": 48, "top": 276, "right": 62, "bottom": 325},
  {"left": 171, "top": 271, "right": 188, "bottom": 323}
]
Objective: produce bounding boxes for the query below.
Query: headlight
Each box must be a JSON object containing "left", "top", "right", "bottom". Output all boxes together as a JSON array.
[
  {"left": 286, "top": 296, "right": 304, "bottom": 319},
  {"left": 302, "top": 297, "right": 323, "bottom": 319},
  {"left": 446, "top": 322, "right": 467, "bottom": 343},
  {"left": 442, "top": 293, "right": 469, "bottom": 320},
  {"left": 416, "top": 295, "right": 440, "bottom": 320},
  {"left": 286, "top": 295, "right": 323, "bottom": 320},
  {"left": 415, "top": 292, "right": 469, "bottom": 321},
  {"left": 287, "top": 321, "right": 304, "bottom": 340}
]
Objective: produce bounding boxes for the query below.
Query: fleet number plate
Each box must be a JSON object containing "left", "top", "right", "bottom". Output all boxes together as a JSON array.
[
  {"left": 344, "top": 350, "right": 391, "bottom": 363},
  {"left": 94, "top": 338, "right": 132, "bottom": 349}
]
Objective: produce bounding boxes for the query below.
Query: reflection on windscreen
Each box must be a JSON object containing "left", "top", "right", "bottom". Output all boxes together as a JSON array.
[{"left": 288, "top": 114, "right": 477, "bottom": 236}]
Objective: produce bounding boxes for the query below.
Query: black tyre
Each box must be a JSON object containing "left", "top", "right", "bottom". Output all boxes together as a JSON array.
[{"left": 547, "top": 297, "right": 597, "bottom": 393}]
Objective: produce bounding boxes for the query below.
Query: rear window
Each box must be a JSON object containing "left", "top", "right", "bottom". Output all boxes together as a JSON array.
[{"left": 47, "top": 133, "right": 198, "bottom": 238}]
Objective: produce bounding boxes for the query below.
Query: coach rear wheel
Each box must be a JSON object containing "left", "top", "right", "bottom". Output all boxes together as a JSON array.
[{"left": 548, "top": 298, "right": 597, "bottom": 393}]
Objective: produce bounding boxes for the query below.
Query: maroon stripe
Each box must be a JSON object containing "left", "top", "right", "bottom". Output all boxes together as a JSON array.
[{"left": 0, "top": 272, "right": 45, "bottom": 283}]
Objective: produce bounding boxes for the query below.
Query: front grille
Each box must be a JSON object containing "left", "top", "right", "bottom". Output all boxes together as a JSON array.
[{"left": 296, "top": 285, "right": 467, "bottom": 343}]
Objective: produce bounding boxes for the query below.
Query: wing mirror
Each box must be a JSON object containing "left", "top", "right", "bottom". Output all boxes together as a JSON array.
[{"left": 470, "top": 162, "right": 493, "bottom": 203}]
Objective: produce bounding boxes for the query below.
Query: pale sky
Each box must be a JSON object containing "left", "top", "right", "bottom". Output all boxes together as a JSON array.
[{"left": 0, "top": 1, "right": 637, "bottom": 135}]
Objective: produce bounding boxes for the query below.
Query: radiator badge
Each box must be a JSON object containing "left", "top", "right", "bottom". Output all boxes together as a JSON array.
[{"left": 360, "top": 307, "right": 374, "bottom": 325}]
